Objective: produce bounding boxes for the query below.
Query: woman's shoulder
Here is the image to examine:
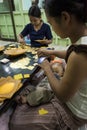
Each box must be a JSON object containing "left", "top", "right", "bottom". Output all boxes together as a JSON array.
[
  {"left": 24, "top": 23, "right": 33, "bottom": 31},
  {"left": 65, "top": 44, "right": 87, "bottom": 62}
]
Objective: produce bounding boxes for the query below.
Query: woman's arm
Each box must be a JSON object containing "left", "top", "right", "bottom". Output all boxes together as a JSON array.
[
  {"left": 18, "top": 24, "right": 30, "bottom": 43},
  {"left": 40, "top": 52, "right": 87, "bottom": 102},
  {"left": 37, "top": 49, "right": 67, "bottom": 59}
]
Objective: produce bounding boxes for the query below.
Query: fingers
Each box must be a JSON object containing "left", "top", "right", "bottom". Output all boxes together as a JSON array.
[
  {"left": 18, "top": 37, "right": 25, "bottom": 43},
  {"left": 20, "top": 95, "right": 27, "bottom": 104},
  {"left": 37, "top": 49, "right": 49, "bottom": 57},
  {"left": 39, "top": 59, "right": 50, "bottom": 69},
  {"left": 37, "top": 49, "right": 44, "bottom": 57},
  {"left": 37, "top": 51, "right": 44, "bottom": 57}
]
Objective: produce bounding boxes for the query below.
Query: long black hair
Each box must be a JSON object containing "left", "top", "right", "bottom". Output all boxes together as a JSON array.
[
  {"left": 28, "top": 5, "right": 41, "bottom": 18},
  {"left": 45, "top": 0, "right": 87, "bottom": 22}
]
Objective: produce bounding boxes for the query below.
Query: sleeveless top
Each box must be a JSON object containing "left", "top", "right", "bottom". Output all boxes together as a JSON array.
[{"left": 66, "top": 36, "right": 87, "bottom": 119}]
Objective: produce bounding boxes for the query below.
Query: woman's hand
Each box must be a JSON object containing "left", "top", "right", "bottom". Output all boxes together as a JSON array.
[
  {"left": 18, "top": 37, "right": 25, "bottom": 43},
  {"left": 37, "top": 48, "right": 52, "bottom": 57},
  {"left": 39, "top": 59, "right": 52, "bottom": 73},
  {"left": 39, "top": 39, "right": 50, "bottom": 44},
  {"left": 17, "top": 34, "right": 25, "bottom": 44},
  {"left": 35, "top": 38, "right": 52, "bottom": 45}
]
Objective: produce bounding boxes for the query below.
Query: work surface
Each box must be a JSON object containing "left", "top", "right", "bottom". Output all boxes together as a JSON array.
[{"left": 0, "top": 43, "right": 43, "bottom": 115}]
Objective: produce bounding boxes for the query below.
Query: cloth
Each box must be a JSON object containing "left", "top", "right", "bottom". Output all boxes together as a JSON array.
[
  {"left": 17, "top": 76, "right": 55, "bottom": 106},
  {"left": 0, "top": 107, "right": 13, "bottom": 130},
  {"left": 9, "top": 69, "right": 87, "bottom": 130},
  {"left": 20, "top": 22, "right": 53, "bottom": 47},
  {"left": 21, "top": 75, "right": 59, "bottom": 106},
  {"left": 9, "top": 97, "right": 85, "bottom": 130},
  {"left": 27, "top": 86, "right": 54, "bottom": 106}
]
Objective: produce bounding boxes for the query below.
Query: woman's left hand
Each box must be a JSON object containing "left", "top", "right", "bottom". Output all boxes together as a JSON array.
[
  {"left": 35, "top": 39, "right": 48, "bottom": 44},
  {"left": 39, "top": 59, "right": 52, "bottom": 73},
  {"left": 40, "top": 39, "right": 48, "bottom": 44}
]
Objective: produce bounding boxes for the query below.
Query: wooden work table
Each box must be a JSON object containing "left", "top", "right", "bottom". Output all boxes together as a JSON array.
[{"left": 0, "top": 43, "right": 41, "bottom": 115}]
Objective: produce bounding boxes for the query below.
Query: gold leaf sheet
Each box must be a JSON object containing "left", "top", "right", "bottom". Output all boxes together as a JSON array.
[
  {"left": 0, "top": 46, "right": 5, "bottom": 52},
  {"left": 4, "top": 48, "right": 27, "bottom": 56},
  {"left": 0, "top": 76, "right": 22, "bottom": 102}
]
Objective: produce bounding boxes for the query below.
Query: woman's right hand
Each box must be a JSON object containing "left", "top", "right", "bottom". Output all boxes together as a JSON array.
[
  {"left": 18, "top": 37, "right": 25, "bottom": 43},
  {"left": 37, "top": 48, "right": 52, "bottom": 57},
  {"left": 17, "top": 34, "right": 25, "bottom": 43}
]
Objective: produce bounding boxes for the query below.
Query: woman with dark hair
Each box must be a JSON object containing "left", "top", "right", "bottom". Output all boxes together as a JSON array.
[
  {"left": 37, "top": 0, "right": 87, "bottom": 129},
  {"left": 10, "top": 0, "right": 87, "bottom": 130},
  {"left": 18, "top": 5, "right": 52, "bottom": 47},
  {"left": 32, "top": 0, "right": 39, "bottom": 5}
]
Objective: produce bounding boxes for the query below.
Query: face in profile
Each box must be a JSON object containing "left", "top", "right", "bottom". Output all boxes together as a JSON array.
[
  {"left": 46, "top": 14, "right": 63, "bottom": 38},
  {"left": 46, "top": 13, "right": 70, "bottom": 39},
  {"left": 29, "top": 16, "right": 41, "bottom": 26}
]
